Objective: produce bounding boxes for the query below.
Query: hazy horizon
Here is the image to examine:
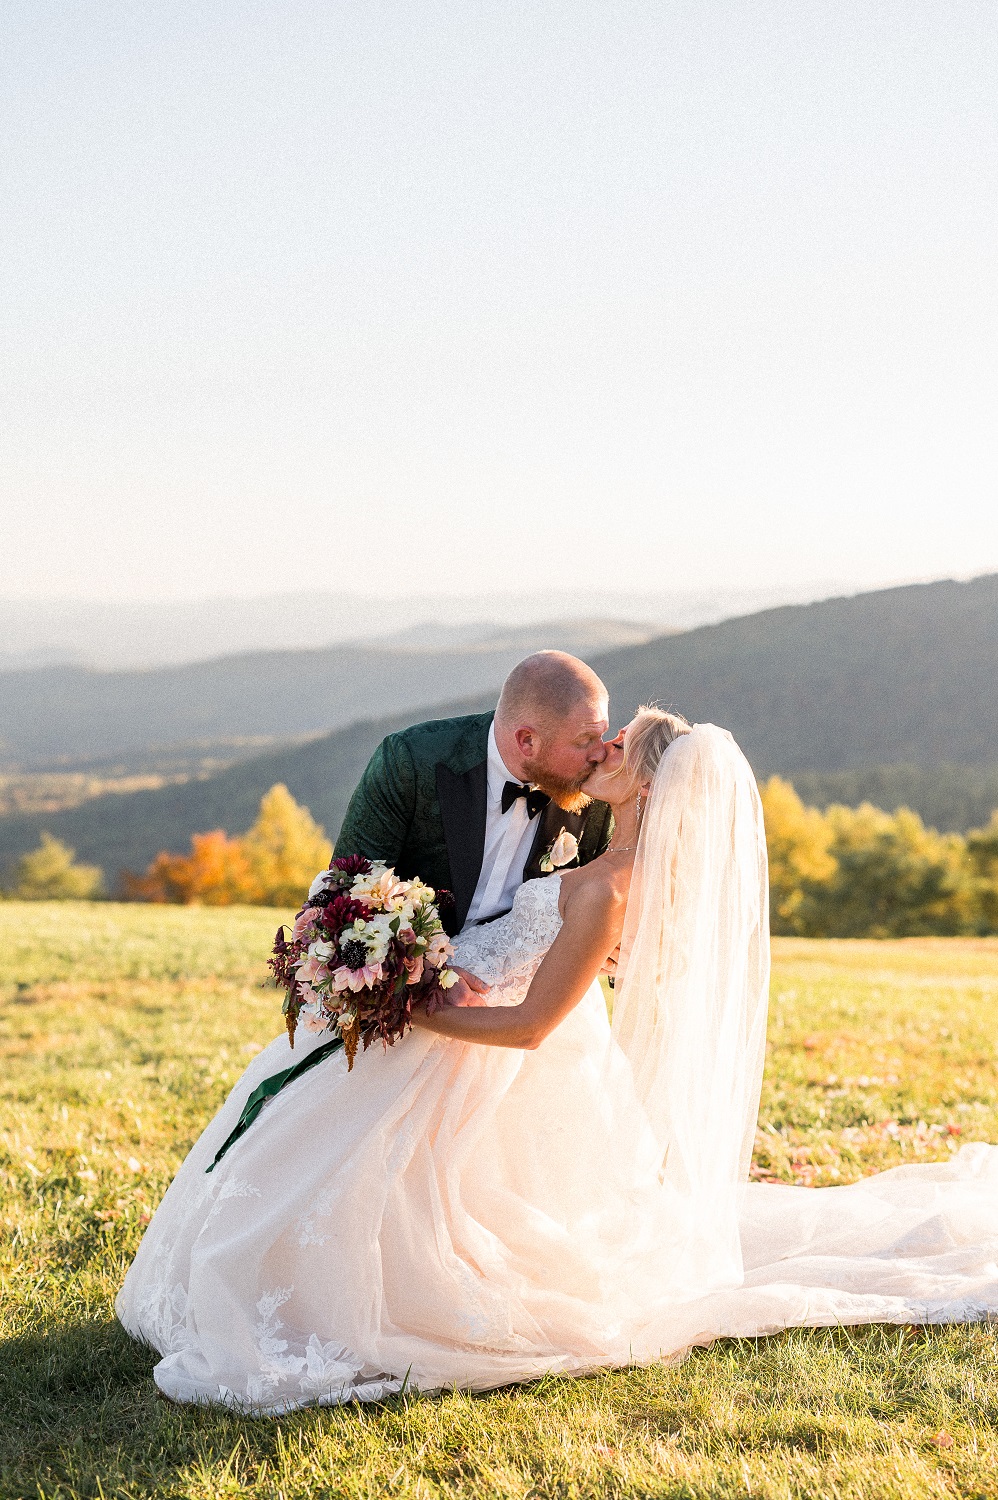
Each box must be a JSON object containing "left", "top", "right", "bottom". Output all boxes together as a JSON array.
[
  {"left": 3, "top": 569, "right": 993, "bottom": 671},
  {"left": 0, "top": 567, "right": 971, "bottom": 608},
  {"left": 0, "top": 575, "right": 859, "bottom": 669}
]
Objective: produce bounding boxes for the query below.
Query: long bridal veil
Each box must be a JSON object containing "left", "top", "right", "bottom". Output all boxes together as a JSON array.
[
  {"left": 610, "top": 723, "right": 771, "bottom": 1297},
  {"left": 611, "top": 722, "right": 998, "bottom": 1348}
]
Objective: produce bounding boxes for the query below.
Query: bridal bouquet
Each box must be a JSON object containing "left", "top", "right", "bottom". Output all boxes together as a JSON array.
[{"left": 269, "top": 855, "right": 459, "bottom": 1069}]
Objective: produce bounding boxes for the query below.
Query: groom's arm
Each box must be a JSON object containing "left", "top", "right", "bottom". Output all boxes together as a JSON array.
[{"left": 334, "top": 733, "right": 416, "bottom": 864}]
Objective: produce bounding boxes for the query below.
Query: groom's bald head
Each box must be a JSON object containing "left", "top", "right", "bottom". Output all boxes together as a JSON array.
[
  {"left": 496, "top": 652, "right": 607, "bottom": 733},
  {"left": 495, "top": 653, "right": 609, "bottom": 809}
]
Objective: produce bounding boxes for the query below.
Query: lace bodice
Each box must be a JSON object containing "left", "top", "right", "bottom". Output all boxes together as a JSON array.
[{"left": 451, "top": 875, "right": 563, "bottom": 1006}]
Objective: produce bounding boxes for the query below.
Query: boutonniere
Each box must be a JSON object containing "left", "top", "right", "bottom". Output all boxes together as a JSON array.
[{"left": 539, "top": 828, "right": 579, "bottom": 874}]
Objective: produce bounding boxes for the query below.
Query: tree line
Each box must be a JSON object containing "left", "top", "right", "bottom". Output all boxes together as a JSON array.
[
  {"left": 761, "top": 778, "right": 998, "bottom": 937},
  {"left": 1, "top": 785, "right": 330, "bottom": 908},
  {"left": 4, "top": 777, "right": 998, "bottom": 938}
]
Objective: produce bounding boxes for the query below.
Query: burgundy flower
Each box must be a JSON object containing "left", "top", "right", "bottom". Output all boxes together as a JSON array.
[
  {"left": 330, "top": 854, "right": 373, "bottom": 876},
  {"left": 272, "top": 863, "right": 456, "bottom": 1061},
  {"left": 320, "top": 894, "right": 369, "bottom": 932}
]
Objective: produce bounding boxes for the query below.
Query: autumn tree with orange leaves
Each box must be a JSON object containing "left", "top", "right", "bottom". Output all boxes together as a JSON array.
[{"left": 125, "top": 785, "right": 331, "bottom": 906}]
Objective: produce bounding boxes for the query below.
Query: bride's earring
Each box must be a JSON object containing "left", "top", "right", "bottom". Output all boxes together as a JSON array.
[{"left": 636, "top": 791, "right": 643, "bottom": 823}]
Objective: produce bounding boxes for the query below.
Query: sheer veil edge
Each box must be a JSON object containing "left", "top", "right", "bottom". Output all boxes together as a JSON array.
[{"left": 610, "top": 723, "right": 771, "bottom": 1296}]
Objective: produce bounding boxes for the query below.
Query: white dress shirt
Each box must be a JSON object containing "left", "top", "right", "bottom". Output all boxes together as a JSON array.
[{"left": 464, "top": 722, "right": 540, "bottom": 927}]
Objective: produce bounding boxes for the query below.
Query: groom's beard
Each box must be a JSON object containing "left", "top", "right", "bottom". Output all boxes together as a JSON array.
[{"left": 532, "top": 771, "right": 593, "bottom": 816}]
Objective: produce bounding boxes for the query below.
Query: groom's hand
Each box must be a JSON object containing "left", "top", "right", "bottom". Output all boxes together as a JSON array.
[
  {"left": 447, "top": 966, "right": 491, "bottom": 1007},
  {"left": 601, "top": 944, "right": 621, "bottom": 980}
]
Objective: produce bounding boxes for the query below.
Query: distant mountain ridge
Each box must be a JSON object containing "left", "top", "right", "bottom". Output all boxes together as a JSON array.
[
  {"left": 0, "top": 703, "right": 489, "bottom": 887},
  {"left": 0, "top": 619, "right": 652, "bottom": 772},
  {"left": 0, "top": 573, "right": 995, "bottom": 885},
  {"left": 595, "top": 572, "right": 998, "bottom": 771},
  {"left": 0, "top": 582, "right": 845, "bottom": 670}
]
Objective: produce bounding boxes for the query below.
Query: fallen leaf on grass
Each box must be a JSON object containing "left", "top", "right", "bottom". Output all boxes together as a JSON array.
[{"left": 931, "top": 1430, "right": 954, "bottom": 1449}]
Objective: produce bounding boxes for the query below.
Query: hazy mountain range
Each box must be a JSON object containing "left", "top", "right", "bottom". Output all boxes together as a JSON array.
[
  {"left": 0, "top": 572, "right": 995, "bottom": 886},
  {"left": 0, "top": 619, "right": 653, "bottom": 773},
  {"left": 0, "top": 580, "right": 852, "bottom": 671}
]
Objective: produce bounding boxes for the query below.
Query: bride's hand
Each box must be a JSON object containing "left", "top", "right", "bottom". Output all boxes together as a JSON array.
[{"left": 444, "top": 967, "right": 491, "bottom": 1008}]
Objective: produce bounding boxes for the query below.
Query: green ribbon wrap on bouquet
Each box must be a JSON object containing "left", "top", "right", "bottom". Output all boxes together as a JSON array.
[{"left": 206, "top": 1034, "right": 344, "bottom": 1173}]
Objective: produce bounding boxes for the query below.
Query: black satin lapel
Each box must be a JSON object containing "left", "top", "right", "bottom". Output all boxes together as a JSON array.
[
  {"left": 436, "top": 760, "right": 488, "bottom": 930},
  {"left": 522, "top": 804, "right": 586, "bottom": 883}
]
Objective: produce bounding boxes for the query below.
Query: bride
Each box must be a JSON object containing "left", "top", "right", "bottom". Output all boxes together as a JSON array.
[{"left": 116, "top": 711, "right": 998, "bottom": 1412}]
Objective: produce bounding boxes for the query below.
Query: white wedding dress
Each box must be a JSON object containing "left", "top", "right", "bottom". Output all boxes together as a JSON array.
[{"left": 117, "top": 874, "right": 998, "bottom": 1414}]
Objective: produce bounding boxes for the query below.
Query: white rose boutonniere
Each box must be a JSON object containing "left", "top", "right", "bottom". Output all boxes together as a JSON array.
[{"left": 539, "top": 828, "right": 580, "bottom": 874}]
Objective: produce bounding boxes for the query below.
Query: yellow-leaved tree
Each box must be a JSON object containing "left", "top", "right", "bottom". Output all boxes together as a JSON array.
[
  {"left": 758, "top": 776, "right": 837, "bottom": 934},
  {"left": 240, "top": 784, "right": 333, "bottom": 906},
  {"left": 967, "top": 810, "right": 998, "bottom": 931},
  {"left": 819, "top": 802, "right": 976, "bottom": 937},
  {"left": 127, "top": 785, "right": 332, "bottom": 906},
  {"left": 6, "top": 832, "right": 105, "bottom": 900}
]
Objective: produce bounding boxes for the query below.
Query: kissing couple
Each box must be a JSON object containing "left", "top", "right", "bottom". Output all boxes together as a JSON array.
[{"left": 118, "top": 652, "right": 998, "bottom": 1411}]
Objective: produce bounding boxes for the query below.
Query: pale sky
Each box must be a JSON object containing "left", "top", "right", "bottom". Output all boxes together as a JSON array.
[{"left": 2, "top": 1, "right": 997, "bottom": 604}]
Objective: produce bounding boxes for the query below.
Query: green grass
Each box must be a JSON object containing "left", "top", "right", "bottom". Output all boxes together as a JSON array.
[{"left": 2, "top": 903, "right": 998, "bottom": 1500}]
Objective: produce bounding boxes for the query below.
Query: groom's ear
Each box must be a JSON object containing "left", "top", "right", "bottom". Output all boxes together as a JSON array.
[{"left": 514, "top": 725, "right": 540, "bottom": 759}]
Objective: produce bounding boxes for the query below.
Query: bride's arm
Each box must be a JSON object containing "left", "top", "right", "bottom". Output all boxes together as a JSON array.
[{"left": 410, "top": 881, "right": 625, "bottom": 1050}]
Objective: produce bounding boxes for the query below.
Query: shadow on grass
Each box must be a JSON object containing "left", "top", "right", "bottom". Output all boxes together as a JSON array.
[
  {"left": 7, "top": 1318, "right": 995, "bottom": 1498},
  {"left": 0, "top": 1317, "right": 288, "bottom": 1499}
]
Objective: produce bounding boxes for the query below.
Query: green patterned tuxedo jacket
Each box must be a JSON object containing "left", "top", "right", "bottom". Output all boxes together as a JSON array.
[{"left": 334, "top": 712, "right": 614, "bottom": 932}]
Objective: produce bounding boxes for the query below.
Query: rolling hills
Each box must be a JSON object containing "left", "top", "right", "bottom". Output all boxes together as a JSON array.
[
  {"left": 594, "top": 571, "right": 998, "bottom": 771},
  {"left": 0, "top": 619, "right": 652, "bottom": 772},
  {"left": 1, "top": 573, "right": 996, "bottom": 887}
]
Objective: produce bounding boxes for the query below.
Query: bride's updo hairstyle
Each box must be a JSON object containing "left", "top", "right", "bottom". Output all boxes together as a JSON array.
[{"left": 613, "top": 705, "right": 692, "bottom": 789}]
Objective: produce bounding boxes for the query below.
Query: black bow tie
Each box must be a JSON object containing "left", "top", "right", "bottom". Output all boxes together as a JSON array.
[{"left": 501, "top": 781, "right": 550, "bottom": 819}]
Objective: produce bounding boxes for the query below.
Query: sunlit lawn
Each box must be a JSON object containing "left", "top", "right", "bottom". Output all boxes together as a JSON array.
[{"left": 2, "top": 902, "right": 998, "bottom": 1499}]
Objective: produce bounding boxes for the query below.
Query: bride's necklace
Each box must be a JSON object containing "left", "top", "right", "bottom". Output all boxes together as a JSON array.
[{"left": 607, "top": 793, "right": 645, "bottom": 856}]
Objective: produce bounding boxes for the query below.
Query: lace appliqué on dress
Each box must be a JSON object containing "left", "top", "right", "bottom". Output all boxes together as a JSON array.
[{"left": 452, "top": 876, "right": 563, "bottom": 1007}]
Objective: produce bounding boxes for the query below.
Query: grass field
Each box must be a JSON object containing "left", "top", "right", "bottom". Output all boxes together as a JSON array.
[{"left": 2, "top": 903, "right": 998, "bottom": 1500}]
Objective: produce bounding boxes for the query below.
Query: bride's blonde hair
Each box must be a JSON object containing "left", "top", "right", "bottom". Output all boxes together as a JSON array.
[{"left": 612, "top": 705, "right": 692, "bottom": 787}]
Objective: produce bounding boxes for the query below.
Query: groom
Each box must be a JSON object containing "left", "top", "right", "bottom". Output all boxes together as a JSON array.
[{"left": 334, "top": 651, "right": 614, "bottom": 953}]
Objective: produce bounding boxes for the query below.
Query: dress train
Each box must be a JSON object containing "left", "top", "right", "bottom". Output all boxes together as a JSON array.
[{"left": 116, "top": 878, "right": 998, "bottom": 1412}]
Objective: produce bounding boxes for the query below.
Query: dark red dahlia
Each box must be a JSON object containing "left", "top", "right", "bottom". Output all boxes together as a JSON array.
[
  {"left": 320, "top": 893, "right": 370, "bottom": 933},
  {"left": 330, "top": 854, "right": 373, "bottom": 876}
]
